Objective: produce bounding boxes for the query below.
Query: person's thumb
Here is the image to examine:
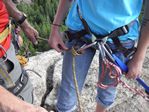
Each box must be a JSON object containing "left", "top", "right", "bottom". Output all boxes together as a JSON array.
[{"left": 60, "top": 41, "right": 68, "bottom": 50}]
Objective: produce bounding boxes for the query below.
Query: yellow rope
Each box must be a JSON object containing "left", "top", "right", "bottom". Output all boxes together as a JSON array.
[{"left": 72, "top": 47, "right": 83, "bottom": 112}]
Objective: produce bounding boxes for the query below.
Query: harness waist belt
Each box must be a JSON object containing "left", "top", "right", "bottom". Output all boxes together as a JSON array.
[{"left": 65, "top": 24, "right": 129, "bottom": 42}]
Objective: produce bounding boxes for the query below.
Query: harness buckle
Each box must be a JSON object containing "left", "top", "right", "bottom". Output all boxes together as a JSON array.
[
  {"left": 8, "top": 70, "right": 29, "bottom": 95},
  {"left": 122, "top": 25, "right": 129, "bottom": 34}
]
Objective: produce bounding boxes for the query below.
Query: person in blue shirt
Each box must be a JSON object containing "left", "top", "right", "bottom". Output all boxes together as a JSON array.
[{"left": 48, "top": 0, "right": 149, "bottom": 112}]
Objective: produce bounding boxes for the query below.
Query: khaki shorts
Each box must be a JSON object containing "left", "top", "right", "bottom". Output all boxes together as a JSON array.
[{"left": 0, "top": 43, "right": 33, "bottom": 103}]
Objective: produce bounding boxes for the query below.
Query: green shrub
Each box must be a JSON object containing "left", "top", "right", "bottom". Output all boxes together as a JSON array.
[{"left": 16, "top": 0, "right": 59, "bottom": 55}]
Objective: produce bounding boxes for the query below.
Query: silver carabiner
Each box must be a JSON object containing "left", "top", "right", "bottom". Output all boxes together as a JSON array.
[
  {"left": 77, "top": 41, "right": 97, "bottom": 53},
  {"left": 98, "top": 42, "right": 106, "bottom": 61},
  {"left": 100, "top": 42, "right": 115, "bottom": 63}
]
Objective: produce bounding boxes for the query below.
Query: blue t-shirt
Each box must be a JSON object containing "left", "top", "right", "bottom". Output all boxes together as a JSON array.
[{"left": 66, "top": 0, "right": 143, "bottom": 40}]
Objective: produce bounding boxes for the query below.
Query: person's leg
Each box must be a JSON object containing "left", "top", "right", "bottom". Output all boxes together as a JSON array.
[
  {"left": 95, "top": 51, "right": 118, "bottom": 112},
  {"left": 56, "top": 39, "right": 96, "bottom": 112},
  {"left": 96, "top": 103, "right": 107, "bottom": 112},
  {"left": 96, "top": 39, "right": 137, "bottom": 112}
]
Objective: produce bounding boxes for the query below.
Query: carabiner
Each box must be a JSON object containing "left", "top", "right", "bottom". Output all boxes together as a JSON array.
[{"left": 98, "top": 42, "right": 106, "bottom": 61}]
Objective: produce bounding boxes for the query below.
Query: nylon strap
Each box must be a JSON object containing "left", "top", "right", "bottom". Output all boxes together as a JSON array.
[{"left": 77, "top": 5, "right": 91, "bottom": 34}]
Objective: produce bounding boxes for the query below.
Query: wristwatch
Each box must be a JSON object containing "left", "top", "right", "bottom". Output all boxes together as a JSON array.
[{"left": 17, "top": 13, "right": 27, "bottom": 25}]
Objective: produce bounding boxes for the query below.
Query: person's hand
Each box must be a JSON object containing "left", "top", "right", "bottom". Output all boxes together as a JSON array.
[
  {"left": 0, "top": 86, "right": 48, "bottom": 112},
  {"left": 126, "top": 55, "right": 144, "bottom": 79},
  {"left": 48, "top": 26, "right": 68, "bottom": 52},
  {"left": 21, "top": 21, "right": 39, "bottom": 45},
  {"left": 0, "top": 100, "right": 48, "bottom": 112}
]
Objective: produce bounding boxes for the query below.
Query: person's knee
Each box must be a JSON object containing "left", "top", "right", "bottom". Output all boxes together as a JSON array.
[{"left": 96, "top": 87, "right": 116, "bottom": 107}]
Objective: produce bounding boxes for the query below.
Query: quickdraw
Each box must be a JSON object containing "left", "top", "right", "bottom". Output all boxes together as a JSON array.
[{"left": 97, "top": 58, "right": 121, "bottom": 89}]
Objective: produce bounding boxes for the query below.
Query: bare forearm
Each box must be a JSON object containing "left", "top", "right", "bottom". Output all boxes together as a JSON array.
[
  {"left": 134, "top": 1, "right": 149, "bottom": 60},
  {"left": 3, "top": 0, "right": 38, "bottom": 44},
  {"left": 4, "top": 0, "right": 31, "bottom": 29},
  {"left": 52, "top": 0, "right": 73, "bottom": 27},
  {"left": 135, "top": 23, "right": 149, "bottom": 60},
  {"left": 48, "top": 0, "right": 72, "bottom": 52},
  {"left": 3, "top": 0, "right": 22, "bottom": 21},
  {"left": 0, "top": 86, "right": 48, "bottom": 112},
  {"left": 0, "top": 86, "right": 17, "bottom": 107}
]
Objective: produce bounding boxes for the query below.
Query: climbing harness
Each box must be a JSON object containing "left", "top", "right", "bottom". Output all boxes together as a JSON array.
[
  {"left": 70, "top": 34, "right": 149, "bottom": 105},
  {"left": 66, "top": 4, "right": 149, "bottom": 111}
]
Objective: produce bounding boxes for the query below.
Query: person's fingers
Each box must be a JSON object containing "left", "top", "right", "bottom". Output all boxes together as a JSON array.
[
  {"left": 33, "top": 105, "right": 48, "bottom": 112},
  {"left": 126, "top": 73, "right": 135, "bottom": 79},
  {"left": 31, "top": 30, "right": 39, "bottom": 45},
  {"left": 126, "top": 72, "right": 140, "bottom": 79},
  {"left": 53, "top": 44, "right": 68, "bottom": 53},
  {"left": 36, "top": 107, "right": 48, "bottom": 112},
  {"left": 50, "top": 42, "right": 61, "bottom": 52},
  {"left": 48, "top": 39, "right": 67, "bottom": 52},
  {"left": 55, "top": 45, "right": 62, "bottom": 52},
  {"left": 59, "top": 41, "right": 68, "bottom": 50},
  {"left": 24, "top": 27, "right": 39, "bottom": 45},
  {"left": 33, "top": 35, "right": 39, "bottom": 45}
]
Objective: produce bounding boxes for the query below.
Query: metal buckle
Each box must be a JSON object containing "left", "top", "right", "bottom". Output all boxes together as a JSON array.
[
  {"left": 8, "top": 71, "right": 28, "bottom": 95},
  {"left": 121, "top": 25, "right": 129, "bottom": 34}
]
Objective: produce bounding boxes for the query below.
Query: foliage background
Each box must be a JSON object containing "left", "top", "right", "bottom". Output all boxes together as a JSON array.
[
  {"left": 15, "top": 0, "right": 144, "bottom": 56},
  {"left": 16, "top": 0, "right": 60, "bottom": 55}
]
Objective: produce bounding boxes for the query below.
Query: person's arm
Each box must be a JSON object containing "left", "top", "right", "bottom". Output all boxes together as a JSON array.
[
  {"left": 0, "top": 86, "right": 47, "bottom": 112},
  {"left": 126, "top": 1, "right": 149, "bottom": 79},
  {"left": 48, "top": 0, "right": 73, "bottom": 52},
  {"left": 3, "top": 0, "right": 38, "bottom": 45}
]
